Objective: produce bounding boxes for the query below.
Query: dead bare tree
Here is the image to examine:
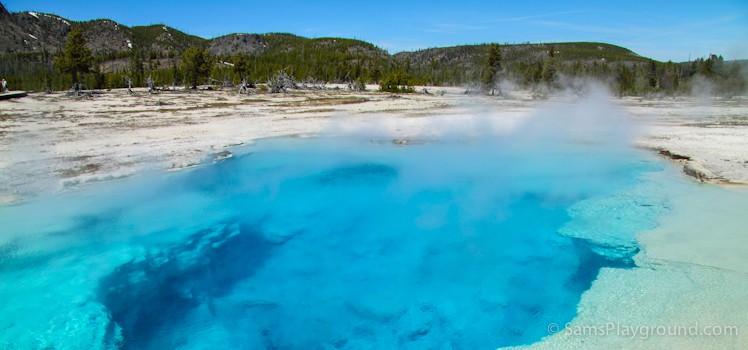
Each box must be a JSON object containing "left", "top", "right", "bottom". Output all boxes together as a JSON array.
[
  {"left": 267, "top": 69, "right": 296, "bottom": 93},
  {"left": 348, "top": 80, "right": 366, "bottom": 91},
  {"left": 146, "top": 75, "right": 155, "bottom": 94},
  {"left": 66, "top": 82, "right": 93, "bottom": 98},
  {"left": 238, "top": 79, "right": 256, "bottom": 94},
  {"left": 343, "top": 70, "right": 369, "bottom": 91},
  {"left": 68, "top": 82, "right": 80, "bottom": 96},
  {"left": 301, "top": 77, "right": 326, "bottom": 90},
  {"left": 463, "top": 84, "right": 481, "bottom": 95},
  {"left": 222, "top": 74, "right": 233, "bottom": 90},
  {"left": 124, "top": 76, "right": 133, "bottom": 94}
]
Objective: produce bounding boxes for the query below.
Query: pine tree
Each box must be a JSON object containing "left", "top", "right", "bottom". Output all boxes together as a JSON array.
[
  {"left": 130, "top": 50, "right": 144, "bottom": 86},
  {"left": 171, "top": 60, "right": 181, "bottom": 88},
  {"left": 232, "top": 53, "right": 251, "bottom": 82},
  {"left": 181, "top": 47, "right": 212, "bottom": 89},
  {"left": 660, "top": 61, "right": 678, "bottom": 91},
  {"left": 699, "top": 56, "right": 715, "bottom": 77},
  {"left": 617, "top": 65, "right": 635, "bottom": 95},
  {"left": 54, "top": 27, "right": 93, "bottom": 88},
  {"left": 41, "top": 47, "right": 53, "bottom": 91},
  {"left": 541, "top": 45, "right": 557, "bottom": 86},
  {"left": 647, "top": 60, "right": 658, "bottom": 88},
  {"left": 482, "top": 43, "right": 502, "bottom": 91},
  {"left": 368, "top": 67, "right": 381, "bottom": 83}
]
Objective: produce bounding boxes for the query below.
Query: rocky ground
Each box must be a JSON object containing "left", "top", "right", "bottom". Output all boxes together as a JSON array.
[
  {"left": 627, "top": 96, "right": 748, "bottom": 184},
  {"left": 1, "top": 86, "right": 747, "bottom": 349},
  {"left": 1, "top": 86, "right": 746, "bottom": 205}
]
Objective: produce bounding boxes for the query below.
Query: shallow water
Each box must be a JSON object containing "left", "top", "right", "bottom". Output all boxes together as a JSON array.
[{"left": 0, "top": 133, "right": 670, "bottom": 349}]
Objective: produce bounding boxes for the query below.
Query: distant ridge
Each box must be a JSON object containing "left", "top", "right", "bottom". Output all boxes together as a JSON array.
[{"left": 0, "top": 2, "right": 650, "bottom": 65}]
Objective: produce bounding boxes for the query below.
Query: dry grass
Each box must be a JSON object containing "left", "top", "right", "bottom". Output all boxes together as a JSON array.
[
  {"left": 272, "top": 96, "right": 369, "bottom": 107},
  {"left": 241, "top": 98, "right": 271, "bottom": 103},
  {"left": 89, "top": 101, "right": 242, "bottom": 115},
  {"left": 95, "top": 109, "right": 155, "bottom": 115},
  {"left": 283, "top": 108, "right": 336, "bottom": 114},
  {"left": 359, "top": 108, "right": 412, "bottom": 114}
]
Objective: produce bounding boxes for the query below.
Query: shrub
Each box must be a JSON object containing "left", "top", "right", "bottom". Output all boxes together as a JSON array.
[{"left": 379, "top": 72, "right": 415, "bottom": 93}]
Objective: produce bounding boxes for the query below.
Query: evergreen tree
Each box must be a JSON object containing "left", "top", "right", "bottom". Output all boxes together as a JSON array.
[
  {"left": 232, "top": 53, "right": 251, "bottom": 82},
  {"left": 41, "top": 47, "right": 53, "bottom": 91},
  {"left": 429, "top": 58, "right": 439, "bottom": 79},
  {"left": 647, "top": 60, "right": 658, "bottom": 88},
  {"left": 181, "top": 47, "right": 212, "bottom": 89},
  {"left": 93, "top": 64, "right": 105, "bottom": 89},
  {"left": 129, "top": 50, "right": 144, "bottom": 86},
  {"left": 616, "top": 65, "right": 635, "bottom": 95},
  {"left": 368, "top": 67, "right": 382, "bottom": 83},
  {"left": 532, "top": 62, "right": 543, "bottom": 84},
  {"left": 54, "top": 27, "right": 93, "bottom": 88},
  {"left": 660, "top": 61, "right": 679, "bottom": 91},
  {"left": 541, "top": 46, "right": 557, "bottom": 86},
  {"left": 699, "top": 56, "right": 715, "bottom": 77},
  {"left": 482, "top": 43, "right": 502, "bottom": 90},
  {"left": 171, "top": 60, "right": 181, "bottom": 87}
]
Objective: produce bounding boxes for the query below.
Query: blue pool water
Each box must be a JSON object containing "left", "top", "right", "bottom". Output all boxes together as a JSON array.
[{"left": 0, "top": 133, "right": 669, "bottom": 349}]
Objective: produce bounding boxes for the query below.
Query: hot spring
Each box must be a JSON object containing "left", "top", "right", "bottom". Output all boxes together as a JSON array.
[{"left": 0, "top": 96, "right": 674, "bottom": 349}]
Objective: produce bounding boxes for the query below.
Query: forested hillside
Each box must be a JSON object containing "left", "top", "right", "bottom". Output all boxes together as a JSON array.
[
  {"left": 0, "top": 2, "right": 745, "bottom": 96},
  {"left": 397, "top": 42, "right": 745, "bottom": 95},
  {"left": 396, "top": 42, "right": 648, "bottom": 85}
]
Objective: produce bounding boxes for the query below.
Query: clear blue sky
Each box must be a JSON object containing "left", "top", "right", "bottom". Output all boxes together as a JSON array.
[{"left": 5, "top": 0, "right": 747, "bottom": 62}]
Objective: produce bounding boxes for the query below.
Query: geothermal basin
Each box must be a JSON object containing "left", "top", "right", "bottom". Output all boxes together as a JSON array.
[{"left": 1, "top": 90, "right": 747, "bottom": 349}]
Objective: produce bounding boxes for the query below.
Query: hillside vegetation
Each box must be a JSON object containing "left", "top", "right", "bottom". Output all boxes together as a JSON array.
[{"left": 0, "top": 2, "right": 745, "bottom": 96}]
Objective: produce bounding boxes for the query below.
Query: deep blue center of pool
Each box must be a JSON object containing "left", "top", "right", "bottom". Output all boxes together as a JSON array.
[{"left": 0, "top": 136, "right": 662, "bottom": 349}]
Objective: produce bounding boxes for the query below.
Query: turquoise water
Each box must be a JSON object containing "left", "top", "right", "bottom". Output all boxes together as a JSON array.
[{"left": 0, "top": 135, "right": 668, "bottom": 349}]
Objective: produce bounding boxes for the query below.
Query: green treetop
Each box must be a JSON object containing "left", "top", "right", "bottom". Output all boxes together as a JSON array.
[
  {"left": 482, "top": 43, "right": 502, "bottom": 89},
  {"left": 181, "top": 47, "right": 213, "bottom": 89},
  {"left": 232, "top": 53, "right": 252, "bottom": 82},
  {"left": 54, "top": 27, "right": 93, "bottom": 87}
]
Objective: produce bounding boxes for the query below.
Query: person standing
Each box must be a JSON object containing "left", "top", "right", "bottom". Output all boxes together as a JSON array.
[{"left": 1, "top": 78, "right": 6, "bottom": 92}]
